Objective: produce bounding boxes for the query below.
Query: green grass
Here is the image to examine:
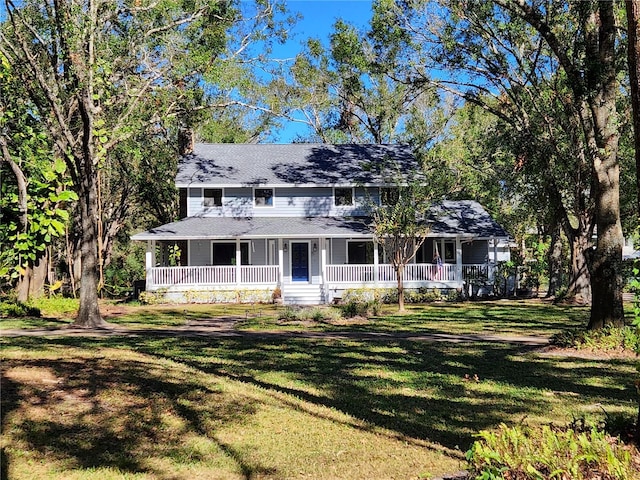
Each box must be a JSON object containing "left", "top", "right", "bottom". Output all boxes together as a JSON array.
[
  {"left": 0, "top": 300, "right": 282, "bottom": 330},
  {"left": 237, "top": 300, "right": 592, "bottom": 337},
  {"left": 107, "top": 303, "right": 275, "bottom": 328},
  {"left": 1, "top": 300, "right": 638, "bottom": 479}
]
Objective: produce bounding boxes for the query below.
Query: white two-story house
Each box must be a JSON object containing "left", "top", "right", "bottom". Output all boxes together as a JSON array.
[{"left": 132, "top": 143, "right": 511, "bottom": 304}]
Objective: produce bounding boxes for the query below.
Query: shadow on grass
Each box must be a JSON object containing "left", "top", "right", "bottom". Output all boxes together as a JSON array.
[
  {"left": 0, "top": 345, "right": 277, "bottom": 479},
  {"left": 236, "top": 300, "right": 592, "bottom": 337},
  {"left": 0, "top": 316, "right": 72, "bottom": 329},
  {"left": 108, "top": 304, "right": 279, "bottom": 328},
  {"left": 357, "top": 301, "right": 591, "bottom": 336},
  {"left": 135, "top": 335, "right": 635, "bottom": 450},
  {"left": 3, "top": 333, "right": 635, "bottom": 460}
]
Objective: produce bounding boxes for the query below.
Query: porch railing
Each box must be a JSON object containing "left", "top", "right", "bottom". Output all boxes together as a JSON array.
[
  {"left": 240, "top": 265, "right": 279, "bottom": 284},
  {"left": 462, "top": 264, "right": 491, "bottom": 281},
  {"left": 150, "top": 265, "right": 278, "bottom": 287},
  {"left": 325, "top": 263, "right": 459, "bottom": 283},
  {"left": 149, "top": 263, "right": 493, "bottom": 288},
  {"left": 325, "top": 264, "right": 375, "bottom": 283}
]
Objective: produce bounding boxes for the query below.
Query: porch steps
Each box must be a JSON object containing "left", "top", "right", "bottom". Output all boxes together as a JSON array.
[{"left": 282, "top": 284, "right": 324, "bottom": 305}]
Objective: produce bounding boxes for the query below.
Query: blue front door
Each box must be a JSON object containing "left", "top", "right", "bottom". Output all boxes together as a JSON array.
[{"left": 291, "top": 242, "right": 309, "bottom": 282}]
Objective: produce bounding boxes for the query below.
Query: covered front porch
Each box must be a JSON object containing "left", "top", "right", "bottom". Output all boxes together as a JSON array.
[
  {"left": 141, "top": 235, "right": 500, "bottom": 304},
  {"left": 132, "top": 215, "right": 510, "bottom": 304}
]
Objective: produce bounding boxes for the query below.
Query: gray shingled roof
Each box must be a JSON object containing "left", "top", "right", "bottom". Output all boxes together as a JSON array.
[
  {"left": 176, "top": 143, "right": 418, "bottom": 187},
  {"left": 132, "top": 216, "right": 372, "bottom": 241},
  {"left": 132, "top": 201, "right": 510, "bottom": 241},
  {"left": 425, "top": 200, "right": 511, "bottom": 238}
]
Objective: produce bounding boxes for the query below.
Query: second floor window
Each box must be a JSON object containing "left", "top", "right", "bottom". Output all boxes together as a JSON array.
[
  {"left": 203, "top": 188, "right": 222, "bottom": 207},
  {"left": 254, "top": 188, "right": 274, "bottom": 207},
  {"left": 334, "top": 188, "right": 354, "bottom": 206}
]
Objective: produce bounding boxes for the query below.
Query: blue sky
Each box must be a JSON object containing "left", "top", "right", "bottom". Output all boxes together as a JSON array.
[
  {"left": 0, "top": 1, "right": 374, "bottom": 142},
  {"left": 278, "top": 0, "right": 372, "bottom": 55},
  {"left": 267, "top": 1, "right": 374, "bottom": 141}
]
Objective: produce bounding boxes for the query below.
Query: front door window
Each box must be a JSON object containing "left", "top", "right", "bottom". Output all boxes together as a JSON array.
[{"left": 291, "top": 242, "right": 309, "bottom": 282}]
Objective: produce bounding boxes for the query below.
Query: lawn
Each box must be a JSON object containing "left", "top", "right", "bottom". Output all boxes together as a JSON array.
[{"left": 1, "top": 299, "right": 638, "bottom": 479}]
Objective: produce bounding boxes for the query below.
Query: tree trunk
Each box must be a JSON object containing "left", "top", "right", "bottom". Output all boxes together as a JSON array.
[
  {"left": 29, "top": 254, "right": 47, "bottom": 298},
  {"left": 72, "top": 172, "right": 107, "bottom": 328},
  {"left": 587, "top": 183, "right": 625, "bottom": 328},
  {"left": 626, "top": 0, "right": 640, "bottom": 215},
  {"left": 583, "top": 2, "right": 625, "bottom": 329},
  {"left": 396, "top": 262, "right": 405, "bottom": 312},
  {"left": 546, "top": 221, "right": 564, "bottom": 298},
  {"left": 566, "top": 229, "right": 592, "bottom": 304},
  {"left": 15, "top": 266, "right": 31, "bottom": 303},
  {"left": 2, "top": 141, "right": 31, "bottom": 302},
  {"left": 16, "top": 257, "right": 47, "bottom": 301}
]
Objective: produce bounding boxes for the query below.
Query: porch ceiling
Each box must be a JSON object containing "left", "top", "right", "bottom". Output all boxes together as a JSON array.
[{"left": 131, "top": 216, "right": 373, "bottom": 241}]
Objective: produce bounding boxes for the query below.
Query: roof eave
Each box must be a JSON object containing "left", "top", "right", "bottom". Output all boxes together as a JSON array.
[{"left": 175, "top": 182, "right": 396, "bottom": 189}]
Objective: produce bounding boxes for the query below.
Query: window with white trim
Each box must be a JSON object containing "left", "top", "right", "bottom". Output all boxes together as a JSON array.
[
  {"left": 212, "top": 242, "right": 250, "bottom": 265},
  {"left": 443, "top": 241, "right": 455, "bottom": 263},
  {"left": 203, "top": 188, "right": 223, "bottom": 207},
  {"left": 434, "top": 239, "right": 456, "bottom": 263},
  {"left": 347, "top": 240, "right": 376, "bottom": 264},
  {"left": 254, "top": 188, "right": 274, "bottom": 207},
  {"left": 334, "top": 187, "right": 354, "bottom": 206}
]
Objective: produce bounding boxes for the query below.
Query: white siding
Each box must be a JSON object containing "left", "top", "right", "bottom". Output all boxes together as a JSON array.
[
  {"left": 189, "top": 240, "right": 211, "bottom": 266},
  {"left": 496, "top": 241, "right": 511, "bottom": 262},
  {"left": 224, "top": 188, "right": 253, "bottom": 217},
  {"left": 331, "top": 238, "right": 347, "bottom": 264},
  {"left": 274, "top": 187, "right": 332, "bottom": 216},
  {"left": 187, "top": 186, "right": 374, "bottom": 218},
  {"left": 254, "top": 187, "right": 371, "bottom": 217},
  {"left": 188, "top": 188, "right": 203, "bottom": 217},
  {"left": 250, "top": 239, "right": 267, "bottom": 265},
  {"left": 310, "top": 241, "right": 320, "bottom": 278}
]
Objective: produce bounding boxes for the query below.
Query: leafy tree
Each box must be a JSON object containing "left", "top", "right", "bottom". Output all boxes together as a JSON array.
[
  {"left": 392, "top": 0, "right": 626, "bottom": 328},
  {"left": 0, "top": 55, "right": 78, "bottom": 301},
  {"left": 0, "top": 0, "right": 285, "bottom": 326},
  {"left": 267, "top": 5, "right": 442, "bottom": 145},
  {"left": 369, "top": 175, "right": 435, "bottom": 312}
]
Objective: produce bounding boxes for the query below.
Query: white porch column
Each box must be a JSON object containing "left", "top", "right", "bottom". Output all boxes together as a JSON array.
[
  {"left": 320, "top": 238, "right": 327, "bottom": 285},
  {"left": 235, "top": 238, "right": 241, "bottom": 285},
  {"left": 373, "top": 240, "right": 379, "bottom": 286},
  {"left": 278, "top": 238, "right": 284, "bottom": 285},
  {"left": 455, "top": 236, "right": 462, "bottom": 282},
  {"left": 145, "top": 240, "right": 156, "bottom": 290}
]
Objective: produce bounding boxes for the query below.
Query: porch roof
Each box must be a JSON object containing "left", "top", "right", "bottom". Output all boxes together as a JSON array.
[
  {"left": 132, "top": 201, "right": 511, "bottom": 241},
  {"left": 424, "top": 200, "right": 511, "bottom": 238},
  {"left": 131, "top": 216, "right": 372, "bottom": 241}
]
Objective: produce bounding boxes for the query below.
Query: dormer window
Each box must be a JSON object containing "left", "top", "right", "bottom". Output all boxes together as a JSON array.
[
  {"left": 334, "top": 187, "right": 354, "bottom": 206},
  {"left": 254, "top": 188, "right": 274, "bottom": 207},
  {"left": 203, "top": 188, "right": 223, "bottom": 207}
]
